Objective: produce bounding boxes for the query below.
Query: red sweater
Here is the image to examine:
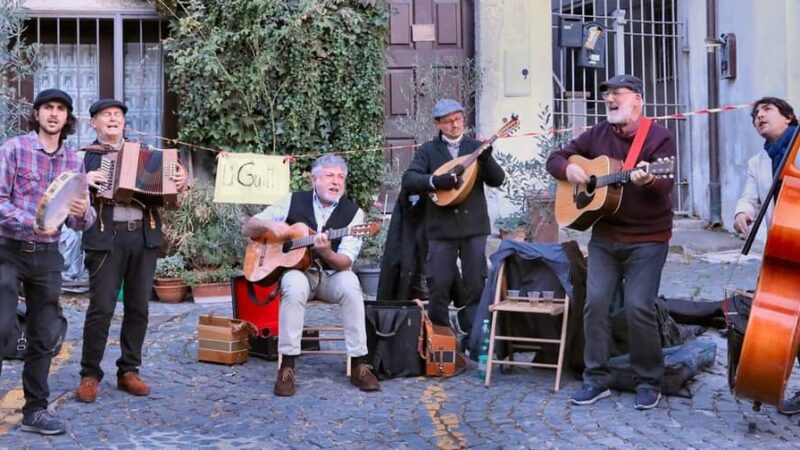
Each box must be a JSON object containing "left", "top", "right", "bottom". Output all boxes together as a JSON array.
[{"left": 546, "top": 120, "right": 676, "bottom": 243}]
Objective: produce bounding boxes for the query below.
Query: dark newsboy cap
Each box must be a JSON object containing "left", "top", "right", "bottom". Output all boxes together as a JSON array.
[
  {"left": 33, "top": 89, "right": 73, "bottom": 112},
  {"left": 89, "top": 99, "right": 128, "bottom": 117},
  {"left": 600, "top": 74, "right": 644, "bottom": 94},
  {"left": 432, "top": 99, "right": 465, "bottom": 119}
]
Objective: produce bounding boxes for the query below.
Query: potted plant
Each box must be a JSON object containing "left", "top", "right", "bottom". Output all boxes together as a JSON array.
[
  {"left": 183, "top": 266, "right": 240, "bottom": 303},
  {"left": 153, "top": 255, "right": 190, "bottom": 303},
  {"left": 354, "top": 201, "right": 389, "bottom": 298},
  {"left": 494, "top": 105, "right": 571, "bottom": 242}
]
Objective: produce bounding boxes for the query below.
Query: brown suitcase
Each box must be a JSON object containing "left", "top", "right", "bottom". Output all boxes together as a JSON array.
[{"left": 197, "top": 314, "right": 257, "bottom": 365}]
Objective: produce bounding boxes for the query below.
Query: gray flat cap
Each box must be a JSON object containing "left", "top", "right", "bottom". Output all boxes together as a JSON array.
[{"left": 432, "top": 99, "right": 464, "bottom": 119}]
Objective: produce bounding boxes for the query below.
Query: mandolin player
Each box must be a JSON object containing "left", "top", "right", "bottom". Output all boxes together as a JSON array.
[
  {"left": 546, "top": 74, "right": 676, "bottom": 410},
  {"left": 401, "top": 99, "right": 505, "bottom": 348}
]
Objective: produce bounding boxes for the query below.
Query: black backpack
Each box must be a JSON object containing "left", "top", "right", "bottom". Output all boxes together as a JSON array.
[{"left": 3, "top": 303, "right": 68, "bottom": 360}]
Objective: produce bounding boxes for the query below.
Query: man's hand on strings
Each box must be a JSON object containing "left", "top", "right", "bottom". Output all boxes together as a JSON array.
[{"left": 630, "top": 161, "right": 655, "bottom": 186}]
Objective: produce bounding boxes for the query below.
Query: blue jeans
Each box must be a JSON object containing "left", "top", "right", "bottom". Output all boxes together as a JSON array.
[{"left": 583, "top": 236, "right": 668, "bottom": 390}]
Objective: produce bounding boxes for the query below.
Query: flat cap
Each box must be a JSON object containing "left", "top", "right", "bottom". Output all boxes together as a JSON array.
[
  {"left": 432, "top": 99, "right": 464, "bottom": 119},
  {"left": 600, "top": 74, "right": 644, "bottom": 94},
  {"left": 89, "top": 99, "right": 128, "bottom": 117},
  {"left": 33, "top": 89, "right": 73, "bottom": 112}
]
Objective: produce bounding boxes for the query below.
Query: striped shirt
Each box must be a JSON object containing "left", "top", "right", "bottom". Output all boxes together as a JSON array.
[{"left": 0, "top": 131, "right": 96, "bottom": 243}]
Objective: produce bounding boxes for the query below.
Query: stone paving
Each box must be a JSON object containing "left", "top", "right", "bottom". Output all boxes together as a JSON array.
[{"left": 2, "top": 225, "right": 800, "bottom": 449}]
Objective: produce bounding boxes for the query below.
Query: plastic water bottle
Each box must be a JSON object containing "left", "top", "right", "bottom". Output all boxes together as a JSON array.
[{"left": 477, "top": 319, "right": 491, "bottom": 380}]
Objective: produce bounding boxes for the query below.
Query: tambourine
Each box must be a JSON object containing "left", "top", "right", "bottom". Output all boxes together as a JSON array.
[{"left": 35, "top": 171, "right": 86, "bottom": 231}]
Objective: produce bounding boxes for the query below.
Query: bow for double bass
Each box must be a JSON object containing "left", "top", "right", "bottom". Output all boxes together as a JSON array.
[
  {"left": 429, "top": 115, "right": 520, "bottom": 207},
  {"left": 734, "top": 126, "right": 800, "bottom": 409}
]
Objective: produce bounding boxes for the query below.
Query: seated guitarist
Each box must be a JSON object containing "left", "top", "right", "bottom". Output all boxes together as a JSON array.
[
  {"left": 241, "top": 155, "right": 379, "bottom": 397},
  {"left": 545, "top": 74, "right": 676, "bottom": 410}
]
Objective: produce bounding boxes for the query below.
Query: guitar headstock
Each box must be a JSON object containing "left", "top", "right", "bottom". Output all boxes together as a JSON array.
[
  {"left": 351, "top": 221, "right": 381, "bottom": 238},
  {"left": 497, "top": 114, "right": 521, "bottom": 138},
  {"left": 648, "top": 156, "right": 676, "bottom": 179}
]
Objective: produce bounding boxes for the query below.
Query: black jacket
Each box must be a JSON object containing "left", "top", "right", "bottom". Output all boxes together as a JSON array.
[
  {"left": 80, "top": 141, "right": 163, "bottom": 251},
  {"left": 402, "top": 134, "right": 505, "bottom": 240}
]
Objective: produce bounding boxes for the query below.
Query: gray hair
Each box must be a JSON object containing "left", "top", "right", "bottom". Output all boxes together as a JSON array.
[{"left": 311, "top": 155, "right": 349, "bottom": 176}]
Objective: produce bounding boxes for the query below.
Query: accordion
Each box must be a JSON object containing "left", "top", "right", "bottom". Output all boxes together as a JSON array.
[{"left": 98, "top": 142, "right": 179, "bottom": 209}]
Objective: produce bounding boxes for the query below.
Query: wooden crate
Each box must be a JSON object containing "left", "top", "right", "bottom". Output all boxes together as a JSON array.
[{"left": 197, "top": 315, "right": 256, "bottom": 365}]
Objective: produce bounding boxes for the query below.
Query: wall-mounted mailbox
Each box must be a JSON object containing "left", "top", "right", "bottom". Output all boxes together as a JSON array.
[
  {"left": 504, "top": 48, "right": 530, "bottom": 97},
  {"left": 720, "top": 33, "right": 736, "bottom": 79},
  {"left": 559, "top": 17, "right": 583, "bottom": 48},
  {"left": 578, "top": 22, "right": 606, "bottom": 69}
]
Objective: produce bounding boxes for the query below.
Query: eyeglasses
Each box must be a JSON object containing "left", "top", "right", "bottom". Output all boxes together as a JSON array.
[
  {"left": 601, "top": 89, "right": 637, "bottom": 100},
  {"left": 438, "top": 116, "right": 464, "bottom": 126}
]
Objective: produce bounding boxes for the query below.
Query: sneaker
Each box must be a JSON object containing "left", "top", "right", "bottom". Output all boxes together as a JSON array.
[
  {"left": 570, "top": 384, "right": 611, "bottom": 405},
  {"left": 75, "top": 376, "right": 99, "bottom": 403},
  {"left": 274, "top": 367, "right": 296, "bottom": 397},
  {"left": 350, "top": 363, "right": 380, "bottom": 392},
  {"left": 20, "top": 410, "right": 66, "bottom": 435},
  {"left": 780, "top": 391, "right": 800, "bottom": 415},
  {"left": 633, "top": 386, "right": 661, "bottom": 410},
  {"left": 117, "top": 372, "right": 150, "bottom": 396}
]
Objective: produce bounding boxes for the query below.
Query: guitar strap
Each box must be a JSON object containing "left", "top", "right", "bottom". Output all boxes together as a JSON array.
[{"left": 622, "top": 117, "right": 652, "bottom": 170}]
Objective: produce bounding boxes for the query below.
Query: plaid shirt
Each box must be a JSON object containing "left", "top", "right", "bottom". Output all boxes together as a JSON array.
[{"left": 0, "top": 131, "right": 96, "bottom": 243}]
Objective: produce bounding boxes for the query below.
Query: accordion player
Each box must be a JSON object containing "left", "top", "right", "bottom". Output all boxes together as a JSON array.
[{"left": 97, "top": 142, "right": 180, "bottom": 209}]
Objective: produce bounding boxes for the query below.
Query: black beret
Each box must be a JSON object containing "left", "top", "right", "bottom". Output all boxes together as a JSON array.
[
  {"left": 33, "top": 89, "right": 73, "bottom": 112},
  {"left": 89, "top": 99, "right": 128, "bottom": 117}
]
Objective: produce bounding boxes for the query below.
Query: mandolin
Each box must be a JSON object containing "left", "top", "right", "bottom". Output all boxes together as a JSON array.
[
  {"left": 242, "top": 221, "right": 380, "bottom": 284},
  {"left": 554, "top": 155, "right": 675, "bottom": 230},
  {"left": 429, "top": 115, "right": 520, "bottom": 207}
]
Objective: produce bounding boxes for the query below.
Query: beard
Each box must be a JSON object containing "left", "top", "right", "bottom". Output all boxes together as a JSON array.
[{"left": 606, "top": 103, "right": 634, "bottom": 125}]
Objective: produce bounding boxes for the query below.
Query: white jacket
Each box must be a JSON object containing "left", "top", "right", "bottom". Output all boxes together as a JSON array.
[{"left": 733, "top": 151, "right": 773, "bottom": 242}]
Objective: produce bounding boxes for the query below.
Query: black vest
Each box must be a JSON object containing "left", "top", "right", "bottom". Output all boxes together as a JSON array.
[{"left": 285, "top": 191, "right": 359, "bottom": 267}]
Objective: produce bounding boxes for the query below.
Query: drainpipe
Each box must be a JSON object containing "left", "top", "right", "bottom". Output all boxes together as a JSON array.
[{"left": 706, "top": 0, "right": 722, "bottom": 226}]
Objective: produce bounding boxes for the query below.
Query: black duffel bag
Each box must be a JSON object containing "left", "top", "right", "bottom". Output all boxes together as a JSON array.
[{"left": 365, "top": 301, "right": 424, "bottom": 379}]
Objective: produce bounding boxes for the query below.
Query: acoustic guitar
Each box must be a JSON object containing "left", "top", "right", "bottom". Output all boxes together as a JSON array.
[
  {"left": 554, "top": 155, "right": 675, "bottom": 230},
  {"left": 430, "top": 115, "right": 520, "bottom": 207},
  {"left": 242, "top": 221, "right": 380, "bottom": 284}
]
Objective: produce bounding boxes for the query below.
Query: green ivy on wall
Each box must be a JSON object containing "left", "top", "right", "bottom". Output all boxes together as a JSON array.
[{"left": 162, "top": 0, "right": 389, "bottom": 208}]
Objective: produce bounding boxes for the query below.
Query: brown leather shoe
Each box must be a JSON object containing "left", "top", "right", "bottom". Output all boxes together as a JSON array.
[
  {"left": 75, "top": 377, "right": 99, "bottom": 403},
  {"left": 274, "top": 367, "right": 296, "bottom": 397},
  {"left": 350, "top": 363, "right": 380, "bottom": 392},
  {"left": 117, "top": 372, "right": 151, "bottom": 396}
]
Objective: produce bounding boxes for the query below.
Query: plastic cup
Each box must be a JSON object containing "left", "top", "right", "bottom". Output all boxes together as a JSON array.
[
  {"left": 507, "top": 289, "right": 520, "bottom": 300},
  {"left": 527, "top": 291, "right": 540, "bottom": 303},
  {"left": 542, "top": 291, "right": 555, "bottom": 303}
]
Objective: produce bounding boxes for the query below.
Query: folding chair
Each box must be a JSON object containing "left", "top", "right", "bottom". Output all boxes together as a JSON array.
[{"left": 484, "top": 261, "right": 570, "bottom": 391}]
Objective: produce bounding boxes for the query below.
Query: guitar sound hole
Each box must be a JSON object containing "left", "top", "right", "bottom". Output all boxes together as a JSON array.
[
  {"left": 282, "top": 241, "right": 292, "bottom": 253},
  {"left": 574, "top": 176, "right": 597, "bottom": 209}
]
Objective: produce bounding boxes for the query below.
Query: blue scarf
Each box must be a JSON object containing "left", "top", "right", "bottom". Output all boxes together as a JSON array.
[{"left": 764, "top": 124, "right": 798, "bottom": 175}]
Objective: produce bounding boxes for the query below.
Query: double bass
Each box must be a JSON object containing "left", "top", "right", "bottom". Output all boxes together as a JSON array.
[{"left": 734, "top": 126, "right": 800, "bottom": 408}]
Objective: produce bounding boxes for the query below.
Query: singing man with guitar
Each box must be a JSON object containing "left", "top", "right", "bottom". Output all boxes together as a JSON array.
[
  {"left": 401, "top": 99, "right": 505, "bottom": 345},
  {"left": 241, "top": 155, "right": 380, "bottom": 397},
  {"left": 545, "top": 74, "right": 676, "bottom": 410}
]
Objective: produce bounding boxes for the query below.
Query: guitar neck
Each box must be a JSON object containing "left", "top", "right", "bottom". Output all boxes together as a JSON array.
[
  {"left": 594, "top": 167, "right": 642, "bottom": 188},
  {"left": 287, "top": 226, "right": 350, "bottom": 250},
  {"left": 462, "top": 134, "right": 500, "bottom": 166}
]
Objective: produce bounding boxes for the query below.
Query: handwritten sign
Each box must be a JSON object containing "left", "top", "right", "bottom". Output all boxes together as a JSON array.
[{"left": 213, "top": 153, "right": 290, "bottom": 205}]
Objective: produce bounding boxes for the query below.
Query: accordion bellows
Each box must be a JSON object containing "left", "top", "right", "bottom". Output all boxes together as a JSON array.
[{"left": 98, "top": 142, "right": 179, "bottom": 209}]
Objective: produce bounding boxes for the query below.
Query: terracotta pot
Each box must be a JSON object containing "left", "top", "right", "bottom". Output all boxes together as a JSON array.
[
  {"left": 155, "top": 277, "right": 184, "bottom": 287},
  {"left": 153, "top": 284, "right": 189, "bottom": 303},
  {"left": 499, "top": 227, "right": 527, "bottom": 242},
  {"left": 192, "top": 282, "right": 232, "bottom": 303}
]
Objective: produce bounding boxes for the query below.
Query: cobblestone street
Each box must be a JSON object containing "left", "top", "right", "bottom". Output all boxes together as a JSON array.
[{"left": 2, "top": 225, "right": 799, "bottom": 449}]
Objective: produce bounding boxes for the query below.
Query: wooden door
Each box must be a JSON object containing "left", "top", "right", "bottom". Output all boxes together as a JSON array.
[{"left": 381, "top": 0, "right": 474, "bottom": 207}]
